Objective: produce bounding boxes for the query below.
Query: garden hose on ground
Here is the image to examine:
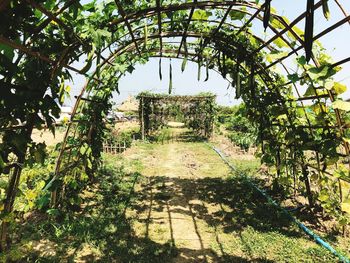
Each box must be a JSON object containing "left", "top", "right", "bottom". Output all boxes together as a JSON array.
[{"left": 209, "top": 144, "right": 350, "bottom": 263}]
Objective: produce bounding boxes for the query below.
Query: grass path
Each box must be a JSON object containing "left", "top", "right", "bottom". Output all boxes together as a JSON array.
[
  {"left": 120, "top": 141, "right": 337, "bottom": 262},
  {"left": 14, "top": 141, "right": 339, "bottom": 262}
]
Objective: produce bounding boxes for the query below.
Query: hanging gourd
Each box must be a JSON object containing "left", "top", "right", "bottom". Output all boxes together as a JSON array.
[
  {"left": 222, "top": 52, "right": 227, "bottom": 78},
  {"left": 235, "top": 62, "right": 241, "bottom": 99},
  {"left": 197, "top": 59, "right": 201, "bottom": 81},
  {"left": 249, "top": 63, "right": 256, "bottom": 99},
  {"left": 169, "top": 59, "right": 173, "bottom": 94},
  {"left": 96, "top": 48, "right": 101, "bottom": 78},
  {"left": 305, "top": 0, "right": 315, "bottom": 62},
  {"left": 143, "top": 22, "right": 148, "bottom": 49},
  {"left": 79, "top": 44, "right": 95, "bottom": 74},
  {"left": 322, "top": 0, "right": 330, "bottom": 20},
  {"left": 217, "top": 51, "right": 222, "bottom": 73},
  {"left": 198, "top": 37, "right": 203, "bottom": 81},
  {"left": 181, "top": 56, "right": 187, "bottom": 73},
  {"left": 181, "top": 39, "right": 188, "bottom": 72},
  {"left": 159, "top": 58, "right": 162, "bottom": 80},
  {"left": 204, "top": 58, "right": 210, "bottom": 82},
  {"left": 263, "top": 0, "right": 272, "bottom": 31}
]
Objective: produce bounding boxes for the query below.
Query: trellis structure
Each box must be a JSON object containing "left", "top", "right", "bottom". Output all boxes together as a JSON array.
[
  {"left": 138, "top": 93, "right": 216, "bottom": 139},
  {"left": 1, "top": 0, "right": 350, "bottom": 254}
]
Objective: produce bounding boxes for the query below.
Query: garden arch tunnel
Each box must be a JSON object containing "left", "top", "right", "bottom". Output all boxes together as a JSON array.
[
  {"left": 137, "top": 93, "right": 217, "bottom": 139},
  {"left": 1, "top": 0, "right": 350, "bottom": 251}
]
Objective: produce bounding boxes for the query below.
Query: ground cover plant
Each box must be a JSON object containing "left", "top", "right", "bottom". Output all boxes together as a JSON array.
[
  {"left": 217, "top": 103, "right": 258, "bottom": 150},
  {"left": 2, "top": 136, "right": 347, "bottom": 261},
  {"left": 1, "top": 0, "right": 350, "bottom": 260}
]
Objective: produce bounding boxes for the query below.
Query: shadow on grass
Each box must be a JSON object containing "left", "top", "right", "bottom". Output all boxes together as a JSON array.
[
  {"left": 133, "top": 175, "right": 302, "bottom": 239},
  {"left": 17, "top": 166, "right": 336, "bottom": 262}
]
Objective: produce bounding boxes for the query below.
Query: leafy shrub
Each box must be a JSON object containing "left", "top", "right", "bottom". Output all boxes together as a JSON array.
[{"left": 217, "top": 104, "right": 257, "bottom": 150}]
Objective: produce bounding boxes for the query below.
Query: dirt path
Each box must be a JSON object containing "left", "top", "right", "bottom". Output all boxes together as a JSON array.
[
  {"left": 122, "top": 142, "right": 337, "bottom": 263},
  {"left": 10, "top": 141, "right": 341, "bottom": 262},
  {"left": 128, "top": 143, "right": 228, "bottom": 262}
]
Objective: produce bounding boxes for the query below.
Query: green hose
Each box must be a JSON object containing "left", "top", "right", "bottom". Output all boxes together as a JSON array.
[{"left": 210, "top": 144, "right": 350, "bottom": 263}]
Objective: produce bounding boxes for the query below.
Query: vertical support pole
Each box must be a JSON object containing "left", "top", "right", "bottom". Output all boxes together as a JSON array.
[
  {"left": 141, "top": 96, "right": 145, "bottom": 141},
  {"left": 292, "top": 149, "right": 297, "bottom": 199},
  {"left": 302, "top": 165, "right": 313, "bottom": 207},
  {"left": 0, "top": 118, "right": 34, "bottom": 251}
]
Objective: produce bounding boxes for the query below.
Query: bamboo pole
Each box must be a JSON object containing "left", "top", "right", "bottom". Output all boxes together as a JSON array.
[{"left": 141, "top": 97, "right": 145, "bottom": 140}]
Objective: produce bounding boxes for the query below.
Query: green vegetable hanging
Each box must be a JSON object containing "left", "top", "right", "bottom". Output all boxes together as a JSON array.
[
  {"left": 181, "top": 57, "right": 187, "bottom": 73},
  {"left": 96, "top": 48, "right": 101, "bottom": 78},
  {"left": 159, "top": 58, "right": 162, "bottom": 80},
  {"left": 197, "top": 59, "right": 201, "bottom": 81},
  {"left": 222, "top": 52, "right": 227, "bottom": 78},
  {"left": 217, "top": 52, "right": 222, "bottom": 73},
  {"left": 235, "top": 63, "right": 241, "bottom": 99},
  {"left": 169, "top": 59, "right": 173, "bottom": 94},
  {"left": 263, "top": 0, "right": 271, "bottom": 31},
  {"left": 205, "top": 58, "right": 210, "bottom": 82},
  {"left": 198, "top": 37, "right": 203, "bottom": 81},
  {"left": 79, "top": 44, "right": 95, "bottom": 74},
  {"left": 305, "top": 0, "right": 315, "bottom": 62},
  {"left": 249, "top": 63, "right": 256, "bottom": 98},
  {"left": 181, "top": 39, "right": 188, "bottom": 72},
  {"left": 143, "top": 22, "right": 148, "bottom": 49},
  {"left": 322, "top": 0, "right": 330, "bottom": 20}
]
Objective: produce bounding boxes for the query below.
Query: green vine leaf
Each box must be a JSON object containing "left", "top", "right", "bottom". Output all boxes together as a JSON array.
[
  {"left": 229, "top": 8, "right": 246, "bottom": 21},
  {"left": 0, "top": 43, "right": 15, "bottom": 61},
  {"left": 296, "top": 56, "right": 307, "bottom": 66},
  {"left": 192, "top": 10, "right": 212, "bottom": 20},
  {"left": 341, "top": 200, "right": 350, "bottom": 214},
  {"left": 332, "top": 82, "right": 347, "bottom": 95},
  {"left": 273, "top": 37, "right": 289, "bottom": 48},
  {"left": 307, "top": 65, "right": 329, "bottom": 80},
  {"left": 266, "top": 51, "right": 288, "bottom": 63},
  {"left": 287, "top": 73, "right": 299, "bottom": 83},
  {"left": 0, "top": 155, "right": 5, "bottom": 170},
  {"left": 332, "top": 100, "right": 350, "bottom": 111}
]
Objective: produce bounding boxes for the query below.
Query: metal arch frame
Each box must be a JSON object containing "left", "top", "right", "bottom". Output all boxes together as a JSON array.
[
  {"left": 33, "top": 44, "right": 350, "bottom": 200},
  {"left": 2, "top": 1, "right": 350, "bottom": 252},
  {"left": 81, "top": 0, "right": 350, "bottom": 155},
  {"left": 2, "top": 0, "right": 349, "bottom": 87},
  {"left": 2, "top": 0, "right": 350, "bottom": 180},
  {"left": 2, "top": 0, "right": 349, "bottom": 137}
]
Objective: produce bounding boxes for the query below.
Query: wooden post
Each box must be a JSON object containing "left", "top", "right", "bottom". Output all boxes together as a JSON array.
[
  {"left": 141, "top": 97, "right": 145, "bottom": 140},
  {"left": 0, "top": 117, "right": 34, "bottom": 251},
  {"left": 302, "top": 165, "right": 313, "bottom": 207}
]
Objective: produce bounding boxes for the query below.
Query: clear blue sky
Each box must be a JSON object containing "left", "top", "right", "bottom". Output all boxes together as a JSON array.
[{"left": 67, "top": 0, "right": 350, "bottom": 107}]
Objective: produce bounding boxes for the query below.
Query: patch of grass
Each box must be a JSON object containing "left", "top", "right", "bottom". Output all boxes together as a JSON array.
[
  {"left": 5, "top": 161, "right": 179, "bottom": 263},
  {"left": 229, "top": 158, "right": 261, "bottom": 174},
  {"left": 6, "top": 139, "right": 346, "bottom": 262}
]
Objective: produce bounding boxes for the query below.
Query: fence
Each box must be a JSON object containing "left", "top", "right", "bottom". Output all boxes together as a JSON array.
[{"left": 103, "top": 141, "right": 127, "bottom": 154}]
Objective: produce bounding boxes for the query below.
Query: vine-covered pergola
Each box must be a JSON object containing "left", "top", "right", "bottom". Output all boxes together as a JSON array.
[
  {"left": 1, "top": 0, "right": 350, "bottom": 253},
  {"left": 138, "top": 93, "right": 216, "bottom": 139}
]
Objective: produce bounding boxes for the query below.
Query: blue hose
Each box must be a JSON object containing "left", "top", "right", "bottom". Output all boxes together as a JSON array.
[{"left": 210, "top": 144, "right": 350, "bottom": 263}]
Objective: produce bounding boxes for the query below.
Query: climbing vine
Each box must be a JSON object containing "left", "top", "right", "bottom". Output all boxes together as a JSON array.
[
  {"left": 1, "top": 0, "right": 350, "bottom": 252},
  {"left": 138, "top": 92, "right": 216, "bottom": 139}
]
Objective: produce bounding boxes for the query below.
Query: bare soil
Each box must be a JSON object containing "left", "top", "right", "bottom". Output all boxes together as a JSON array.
[{"left": 121, "top": 141, "right": 338, "bottom": 262}]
